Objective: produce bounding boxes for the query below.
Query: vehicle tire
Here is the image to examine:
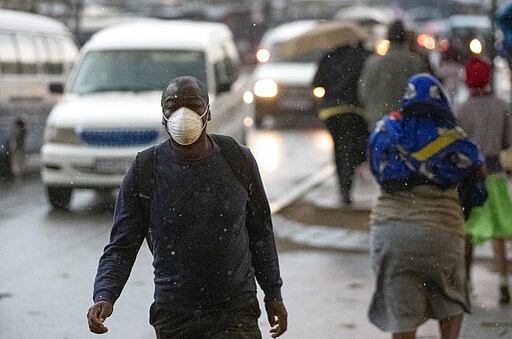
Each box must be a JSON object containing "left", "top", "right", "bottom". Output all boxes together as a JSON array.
[
  {"left": 47, "top": 187, "right": 72, "bottom": 210},
  {"left": 1, "top": 118, "right": 26, "bottom": 179},
  {"left": 0, "top": 153, "right": 11, "bottom": 180}
]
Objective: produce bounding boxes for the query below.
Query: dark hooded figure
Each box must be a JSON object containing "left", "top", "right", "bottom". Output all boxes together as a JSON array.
[{"left": 312, "top": 43, "right": 370, "bottom": 205}]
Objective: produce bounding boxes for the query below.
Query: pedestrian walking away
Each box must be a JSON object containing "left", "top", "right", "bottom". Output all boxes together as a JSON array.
[
  {"left": 87, "top": 76, "right": 288, "bottom": 338},
  {"left": 358, "top": 19, "right": 429, "bottom": 130},
  {"left": 368, "top": 73, "right": 485, "bottom": 339},
  {"left": 434, "top": 42, "right": 463, "bottom": 104},
  {"left": 312, "top": 42, "right": 370, "bottom": 205},
  {"left": 455, "top": 57, "right": 512, "bottom": 305}
]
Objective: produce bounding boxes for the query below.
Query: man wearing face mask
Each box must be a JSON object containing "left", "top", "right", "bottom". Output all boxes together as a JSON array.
[{"left": 87, "top": 76, "right": 288, "bottom": 338}]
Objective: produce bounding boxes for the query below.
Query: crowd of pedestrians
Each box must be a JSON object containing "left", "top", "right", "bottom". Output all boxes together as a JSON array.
[{"left": 313, "top": 18, "right": 512, "bottom": 339}]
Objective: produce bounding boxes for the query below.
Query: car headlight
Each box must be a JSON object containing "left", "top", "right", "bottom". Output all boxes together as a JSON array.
[
  {"left": 313, "top": 87, "right": 325, "bottom": 98},
  {"left": 44, "top": 127, "right": 80, "bottom": 144},
  {"left": 253, "top": 79, "right": 278, "bottom": 98},
  {"left": 469, "top": 38, "right": 482, "bottom": 54},
  {"left": 243, "top": 90, "right": 254, "bottom": 104},
  {"left": 375, "top": 39, "right": 390, "bottom": 56}
]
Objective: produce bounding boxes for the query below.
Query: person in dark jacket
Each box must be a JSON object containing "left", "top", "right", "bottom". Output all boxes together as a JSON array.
[
  {"left": 87, "top": 76, "right": 287, "bottom": 338},
  {"left": 312, "top": 43, "right": 370, "bottom": 204}
]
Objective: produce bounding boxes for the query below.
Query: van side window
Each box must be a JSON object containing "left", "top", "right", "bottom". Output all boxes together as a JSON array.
[
  {"left": 43, "top": 35, "right": 64, "bottom": 74},
  {"left": 224, "top": 57, "right": 240, "bottom": 83},
  {"left": 14, "top": 33, "right": 38, "bottom": 74},
  {"left": 214, "top": 59, "right": 230, "bottom": 87},
  {"left": 0, "top": 32, "right": 18, "bottom": 74},
  {"left": 222, "top": 45, "right": 240, "bottom": 83},
  {"left": 33, "top": 34, "right": 51, "bottom": 72},
  {"left": 61, "top": 36, "right": 78, "bottom": 69}
]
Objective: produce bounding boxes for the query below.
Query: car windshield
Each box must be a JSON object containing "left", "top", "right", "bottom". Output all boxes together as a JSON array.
[{"left": 68, "top": 50, "right": 206, "bottom": 94}]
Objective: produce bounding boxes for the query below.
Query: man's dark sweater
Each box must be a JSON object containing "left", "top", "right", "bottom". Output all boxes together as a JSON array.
[{"left": 93, "top": 137, "right": 282, "bottom": 310}]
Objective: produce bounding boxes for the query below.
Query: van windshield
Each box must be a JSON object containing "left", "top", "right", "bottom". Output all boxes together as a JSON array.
[{"left": 68, "top": 50, "right": 206, "bottom": 94}]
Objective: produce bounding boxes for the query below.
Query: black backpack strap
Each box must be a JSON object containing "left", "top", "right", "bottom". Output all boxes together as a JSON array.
[
  {"left": 210, "top": 134, "right": 253, "bottom": 196},
  {"left": 135, "top": 145, "right": 157, "bottom": 252},
  {"left": 210, "top": 134, "right": 271, "bottom": 223}
]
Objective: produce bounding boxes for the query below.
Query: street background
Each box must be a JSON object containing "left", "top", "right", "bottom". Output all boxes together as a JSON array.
[{"left": 2, "top": 0, "right": 512, "bottom": 338}]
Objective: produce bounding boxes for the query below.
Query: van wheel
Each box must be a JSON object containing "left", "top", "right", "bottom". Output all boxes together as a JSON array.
[
  {"left": 0, "top": 153, "right": 10, "bottom": 180},
  {"left": 6, "top": 118, "right": 26, "bottom": 179},
  {"left": 0, "top": 119, "right": 26, "bottom": 179},
  {"left": 47, "top": 187, "right": 72, "bottom": 210},
  {"left": 0, "top": 148, "right": 24, "bottom": 179}
]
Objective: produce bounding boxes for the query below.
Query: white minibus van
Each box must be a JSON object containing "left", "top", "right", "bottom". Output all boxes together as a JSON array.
[
  {"left": 0, "top": 9, "right": 79, "bottom": 178},
  {"left": 41, "top": 19, "right": 248, "bottom": 209}
]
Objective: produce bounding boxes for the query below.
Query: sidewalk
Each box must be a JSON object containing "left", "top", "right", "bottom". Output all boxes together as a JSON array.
[{"left": 273, "top": 165, "right": 503, "bottom": 260}]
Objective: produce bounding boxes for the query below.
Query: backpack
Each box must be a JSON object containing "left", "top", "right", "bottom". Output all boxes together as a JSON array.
[{"left": 135, "top": 134, "right": 258, "bottom": 252}]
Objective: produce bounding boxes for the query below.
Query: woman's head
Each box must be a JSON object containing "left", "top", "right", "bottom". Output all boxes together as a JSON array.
[{"left": 400, "top": 73, "right": 452, "bottom": 118}]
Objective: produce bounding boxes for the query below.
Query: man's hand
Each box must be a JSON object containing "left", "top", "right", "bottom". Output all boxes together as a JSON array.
[
  {"left": 87, "top": 300, "right": 113, "bottom": 334},
  {"left": 265, "top": 300, "right": 288, "bottom": 338}
]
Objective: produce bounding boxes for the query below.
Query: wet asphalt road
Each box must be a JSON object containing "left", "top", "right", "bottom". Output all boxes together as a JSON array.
[{"left": 2, "top": 126, "right": 512, "bottom": 338}]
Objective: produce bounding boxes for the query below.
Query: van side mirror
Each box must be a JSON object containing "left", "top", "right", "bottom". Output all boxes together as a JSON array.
[
  {"left": 49, "top": 83, "right": 64, "bottom": 94},
  {"left": 216, "top": 82, "right": 232, "bottom": 94}
]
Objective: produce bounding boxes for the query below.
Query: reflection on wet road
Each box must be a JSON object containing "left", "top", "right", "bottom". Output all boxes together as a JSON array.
[{"left": 247, "top": 127, "right": 333, "bottom": 201}]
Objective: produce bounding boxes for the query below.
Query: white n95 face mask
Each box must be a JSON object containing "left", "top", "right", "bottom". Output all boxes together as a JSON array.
[{"left": 163, "top": 106, "right": 208, "bottom": 145}]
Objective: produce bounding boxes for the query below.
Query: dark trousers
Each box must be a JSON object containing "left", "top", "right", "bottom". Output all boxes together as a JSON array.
[
  {"left": 149, "top": 293, "right": 262, "bottom": 339},
  {"left": 324, "top": 113, "right": 368, "bottom": 203}
]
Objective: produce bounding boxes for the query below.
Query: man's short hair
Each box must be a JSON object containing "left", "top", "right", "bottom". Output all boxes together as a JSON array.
[{"left": 161, "top": 76, "right": 209, "bottom": 105}]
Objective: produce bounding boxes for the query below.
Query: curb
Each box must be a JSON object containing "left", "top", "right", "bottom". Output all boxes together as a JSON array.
[{"left": 269, "top": 162, "right": 335, "bottom": 214}]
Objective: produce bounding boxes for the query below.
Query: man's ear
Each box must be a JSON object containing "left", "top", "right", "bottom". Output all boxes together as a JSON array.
[{"left": 161, "top": 109, "right": 167, "bottom": 125}]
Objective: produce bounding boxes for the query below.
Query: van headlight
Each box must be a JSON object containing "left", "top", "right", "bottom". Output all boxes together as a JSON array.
[
  {"left": 253, "top": 79, "right": 278, "bottom": 98},
  {"left": 313, "top": 87, "right": 325, "bottom": 98},
  {"left": 44, "top": 127, "right": 81, "bottom": 144}
]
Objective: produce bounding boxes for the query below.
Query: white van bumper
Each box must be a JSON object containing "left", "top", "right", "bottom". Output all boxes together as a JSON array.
[{"left": 41, "top": 143, "right": 145, "bottom": 188}]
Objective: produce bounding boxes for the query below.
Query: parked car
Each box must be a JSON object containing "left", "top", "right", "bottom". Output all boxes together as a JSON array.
[
  {"left": 249, "top": 20, "right": 322, "bottom": 127},
  {"left": 0, "top": 9, "right": 79, "bottom": 178},
  {"left": 41, "top": 19, "right": 249, "bottom": 209}
]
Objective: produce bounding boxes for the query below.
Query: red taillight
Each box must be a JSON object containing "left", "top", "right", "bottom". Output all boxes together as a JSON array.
[{"left": 416, "top": 33, "right": 436, "bottom": 50}]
